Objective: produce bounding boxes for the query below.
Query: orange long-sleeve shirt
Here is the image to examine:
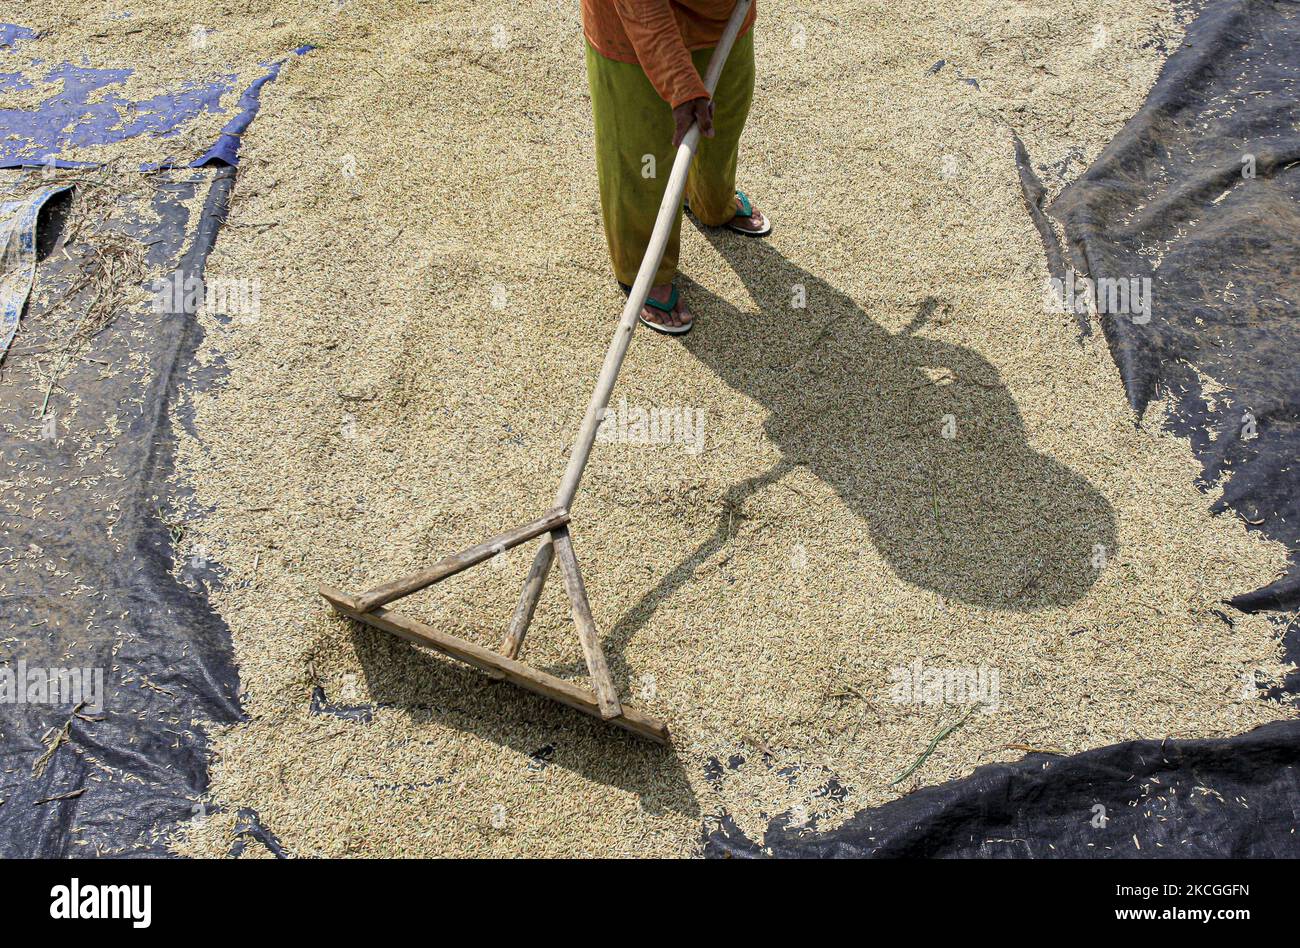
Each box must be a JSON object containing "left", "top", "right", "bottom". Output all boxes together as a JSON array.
[{"left": 581, "top": 1, "right": 757, "bottom": 109}]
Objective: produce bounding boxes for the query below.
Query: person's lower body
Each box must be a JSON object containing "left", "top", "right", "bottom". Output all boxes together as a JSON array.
[{"left": 585, "top": 30, "right": 766, "bottom": 334}]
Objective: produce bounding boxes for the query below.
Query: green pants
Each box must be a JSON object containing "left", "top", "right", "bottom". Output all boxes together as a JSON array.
[{"left": 585, "top": 30, "right": 755, "bottom": 287}]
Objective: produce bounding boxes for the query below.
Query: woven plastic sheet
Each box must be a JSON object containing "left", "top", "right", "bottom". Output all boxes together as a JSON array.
[
  {"left": 0, "top": 167, "right": 241, "bottom": 856},
  {"left": 0, "top": 23, "right": 309, "bottom": 170}
]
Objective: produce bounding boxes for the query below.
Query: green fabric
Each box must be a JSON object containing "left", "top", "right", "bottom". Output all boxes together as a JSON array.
[{"left": 585, "top": 30, "right": 755, "bottom": 287}]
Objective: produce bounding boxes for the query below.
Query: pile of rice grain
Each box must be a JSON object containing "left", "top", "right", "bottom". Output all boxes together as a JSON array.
[{"left": 59, "top": 0, "right": 1285, "bottom": 857}]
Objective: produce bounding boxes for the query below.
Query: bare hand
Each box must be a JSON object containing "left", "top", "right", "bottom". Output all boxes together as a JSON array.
[{"left": 672, "top": 97, "right": 714, "bottom": 148}]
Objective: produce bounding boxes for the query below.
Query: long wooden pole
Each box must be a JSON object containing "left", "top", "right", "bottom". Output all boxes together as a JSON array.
[{"left": 501, "top": 0, "right": 754, "bottom": 658}]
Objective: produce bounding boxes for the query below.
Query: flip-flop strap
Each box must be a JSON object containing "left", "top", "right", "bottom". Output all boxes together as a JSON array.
[
  {"left": 643, "top": 284, "right": 679, "bottom": 313},
  {"left": 735, "top": 190, "right": 753, "bottom": 217}
]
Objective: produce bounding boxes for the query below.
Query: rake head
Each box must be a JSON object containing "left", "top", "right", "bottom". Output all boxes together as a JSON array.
[{"left": 319, "top": 508, "right": 670, "bottom": 744}]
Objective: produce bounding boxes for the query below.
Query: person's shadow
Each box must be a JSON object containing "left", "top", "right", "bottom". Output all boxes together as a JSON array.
[{"left": 572, "top": 228, "right": 1116, "bottom": 691}]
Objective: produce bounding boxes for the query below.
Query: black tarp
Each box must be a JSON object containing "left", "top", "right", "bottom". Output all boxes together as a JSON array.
[
  {"left": 0, "top": 168, "right": 242, "bottom": 856},
  {"left": 707, "top": 720, "right": 1300, "bottom": 857},
  {"left": 1051, "top": 0, "right": 1300, "bottom": 615},
  {"left": 706, "top": 0, "right": 1300, "bottom": 858},
  {"left": 0, "top": 24, "right": 304, "bottom": 857}
]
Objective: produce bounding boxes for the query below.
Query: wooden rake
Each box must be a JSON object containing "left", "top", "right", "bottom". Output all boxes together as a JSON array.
[{"left": 320, "top": 0, "right": 756, "bottom": 745}]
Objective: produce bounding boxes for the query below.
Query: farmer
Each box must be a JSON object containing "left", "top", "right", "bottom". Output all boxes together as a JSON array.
[{"left": 583, "top": 0, "right": 770, "bottom": 335}]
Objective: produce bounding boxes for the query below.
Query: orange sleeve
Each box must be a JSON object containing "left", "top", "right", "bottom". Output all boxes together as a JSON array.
[{"left": 613, "top": 0, "right": 711, "bottom": 108}]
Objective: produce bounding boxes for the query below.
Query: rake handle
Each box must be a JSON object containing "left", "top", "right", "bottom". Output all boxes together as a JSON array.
[
  {"left": 554, "top": 0, "right": 753, "bottom": 511},
  {"left": 502, "top": 0, "right": 753, "bottom": 660}
]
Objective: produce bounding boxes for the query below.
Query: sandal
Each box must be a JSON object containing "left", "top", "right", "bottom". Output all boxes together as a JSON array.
[
  {"left": 637, "top": 283, "right": 693, "bottom": 336},
  {"left": 726, "top": 190, "right": 771, "bottom": 236},
  {"left": 685, "top": 190, "right": 772, "bottom": 237}
]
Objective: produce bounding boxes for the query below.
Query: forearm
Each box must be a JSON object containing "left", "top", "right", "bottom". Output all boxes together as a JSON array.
[{"left": 613, "top": 0, "right": 710, "bottom": 107}]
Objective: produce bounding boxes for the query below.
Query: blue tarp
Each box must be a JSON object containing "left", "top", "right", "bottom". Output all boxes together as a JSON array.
[{"left": 0, "top": 23, "right": 309, "bottom": 170}]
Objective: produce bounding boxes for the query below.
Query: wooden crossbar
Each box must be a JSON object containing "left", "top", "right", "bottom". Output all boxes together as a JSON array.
[
  {"left": 319, "top": 585, "right": 669, "bottom": 744},
  {"left": 353, "top": 507, "right": 570, "bottom": 613}
]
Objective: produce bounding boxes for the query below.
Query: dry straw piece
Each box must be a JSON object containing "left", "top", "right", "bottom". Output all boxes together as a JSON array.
[{"left": 20, "top": 1, "right": 1291, "bottom": 857}]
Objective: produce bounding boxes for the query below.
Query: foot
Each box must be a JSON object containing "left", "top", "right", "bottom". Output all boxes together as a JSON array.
[
  {"left": 639, "top": 282, "right": 692, "bottom": 333},
  {"left": 728, "top": 193, "right": 769, "bottom": 236},
  {"left": 686, "top": 191, "right": 771, "bottom": 236}
]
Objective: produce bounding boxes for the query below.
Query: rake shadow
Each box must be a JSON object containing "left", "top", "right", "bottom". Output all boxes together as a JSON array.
[{"left": 346, "top": 618, "right": 699, "bottom": 819}]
